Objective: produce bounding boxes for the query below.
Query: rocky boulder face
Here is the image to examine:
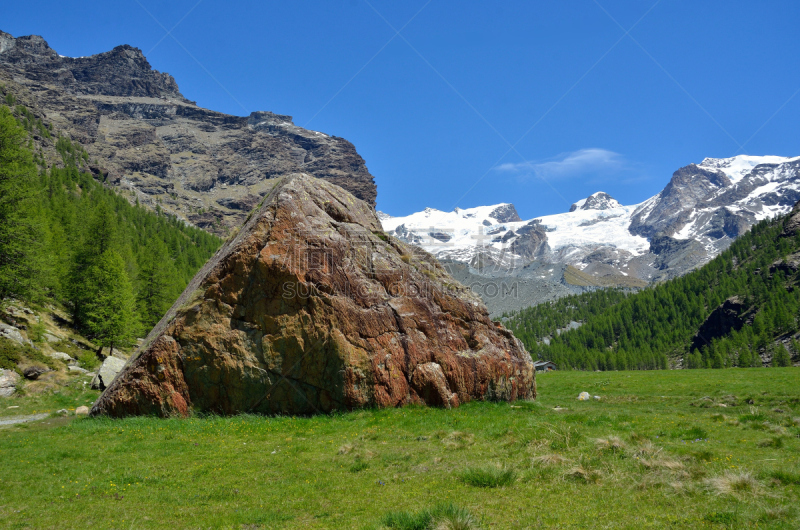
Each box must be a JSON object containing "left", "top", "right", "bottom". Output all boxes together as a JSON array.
[
  {"left": 0, "top": 31, "right": 377, "bottom": 235},
  {"left": 91, "top": 175, "right": 535, "bottom": 417}
]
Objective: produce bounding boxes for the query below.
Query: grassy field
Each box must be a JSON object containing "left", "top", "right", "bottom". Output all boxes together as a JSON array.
[{"left": 0, "top": 368, "right": 798, "bottom": 529}]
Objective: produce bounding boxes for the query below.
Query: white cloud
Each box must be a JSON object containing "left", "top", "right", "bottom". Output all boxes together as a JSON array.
[{"left": 496, "top": 148, "right": 625, "bottom": 180}]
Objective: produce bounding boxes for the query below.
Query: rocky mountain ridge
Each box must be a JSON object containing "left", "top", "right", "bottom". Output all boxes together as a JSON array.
[
  {"left": 0, "top": 30, "right": 377, "bottom": 234},
  {"left": 382, "top": 154, "right": 800, "bottom": 313}
]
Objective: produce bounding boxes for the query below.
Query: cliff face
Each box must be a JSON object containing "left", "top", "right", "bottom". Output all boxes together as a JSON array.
[
  {"left": 0, "top": 31, "right": 377, "bottom": 234},
  {"left": 91, "top": 175, "right": 534, "bottom": 417}
]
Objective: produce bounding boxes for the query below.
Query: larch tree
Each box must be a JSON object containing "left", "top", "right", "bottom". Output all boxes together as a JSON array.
[
  {"left": 0, "top": 105, "right": 44, "bottom": 301},
  {"left": 137, "top": 238, "right": 176, "bottom": 329},
  {"left": 84, "top": 249, "right": 138, "bottom": 356}
]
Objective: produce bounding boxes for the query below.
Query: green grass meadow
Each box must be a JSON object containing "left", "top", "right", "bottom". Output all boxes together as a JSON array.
[{"left": 0, "top": 368, "right": 798, "bottom": 529}]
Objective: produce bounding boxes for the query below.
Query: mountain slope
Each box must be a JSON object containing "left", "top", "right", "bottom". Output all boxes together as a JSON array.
[
  {"left": 0, "top": 30, "right": 377, "bottom": 235},
  {"left": 504, "top": 203, "right": 800, "bottom": 370}
]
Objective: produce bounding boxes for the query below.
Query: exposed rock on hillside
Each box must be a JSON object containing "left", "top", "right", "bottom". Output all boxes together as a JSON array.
[
  {"left": 488, "top": 204, "right": 522, "bottom": 223},
  {"left": 92, "top": 175, "right": 534, "bottom": 417},
  {"left": 782, "top": 201, "right": 800, "bottom": 237},
  {"left": 569, "top": 192, "right": 621, "bottom": 212},
  {"left": 0, "top": 30, "right": 377, "bottom": 235},
  {"left": 690, "top": 297, "right": 748, "bottom": 352},
  {"left": 629, "top": 165, "right": 732, "bottom": 239}
]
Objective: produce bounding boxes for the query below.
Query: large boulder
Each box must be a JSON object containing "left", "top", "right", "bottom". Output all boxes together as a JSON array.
[
  {"left": 91, "top": 356, "right": 126, "bottom": 390},
  {"left": 92, "top": 174, "right": 535, "bottom": 417}
]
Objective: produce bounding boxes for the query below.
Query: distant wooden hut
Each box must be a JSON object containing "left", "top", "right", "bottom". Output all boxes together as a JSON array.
[{"left": 534, "top": 361, "right": 557, "bottom": 372}]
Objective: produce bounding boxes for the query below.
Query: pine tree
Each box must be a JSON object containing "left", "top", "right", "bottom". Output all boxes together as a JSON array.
[
  {"left": 84, "top": 250, "right": 138, "bottom": 355},
  {"left": 67, "top": 201, "right": 119, "bottom": 326},
  {"left": 772, "top": 344, "right": 792, "bottom": 367},
  {"left": 0, "top": 105, "right": 44, "bottom": 300},
  {"left": 137, "top": 239, "right": 176, "bottom": 329},
  {"left": 737, "top": 348, "right": 752, "bottom": 368}
]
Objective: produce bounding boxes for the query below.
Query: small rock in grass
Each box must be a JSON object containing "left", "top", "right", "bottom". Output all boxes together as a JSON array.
[
  {"left": 55, "top": 409, "right": 69, "bottom": 416},
  {"left": 23, "top": 366, "right": 48, "bottom": 380},
  {"left": 578, "top": 392, "right": 590, "bottom": 401},
  {"left": 593, "top": 395, "right": 601, "bottom": 401},
  {"left": 47, "top": 351, "right": 74, "bottom": 362},
  {"left": 43, "top": 332, "right": 61, "bottom": 344},
  {"left": 75, "top": 406, "right": 89, "bottom": 415}
]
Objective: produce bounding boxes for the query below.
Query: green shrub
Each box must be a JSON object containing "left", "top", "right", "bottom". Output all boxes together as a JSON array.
[
  {"left": 704, "top": 512, "right": 737, "bottom": 525},
  {"left": 28, "top": 321, "right": 46, "bottom": 343},
  {"left": 78, "top": 350, "right": 101, "bottom": 371},
  {"left": 767, "top": 470, "right": 800, "bottom": 485},
  {"left": 459, "top": 465, "right": 516, "bottom": 488},
  {"left": 674, "top": 426, "right": 708, "bottom": 440},
  {"left": 382, "top": 509, "right": 432, "bottom": 530},
  {"left": 0, "top": 338, "right": 22, "bottom": 371},
  {"left": 0, "top": 337, "right": 57, "bottom": 371},
  {"left": 349, "top": 460, "right": 369, "bottom": 473},
  {"left": 758, "top": 437, "right": 784, "bottom": 449},
  {"left": 381, "top": 503, "right": 481, "bottom": 530}
]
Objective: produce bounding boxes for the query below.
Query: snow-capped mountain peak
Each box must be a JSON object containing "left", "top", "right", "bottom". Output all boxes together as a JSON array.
[
  {"left": 380, "top": 154, "right": 800, "bottom": 288},
  {"left": 569, "top": 191, "right": 621, "bottom": 212},
  {"left": 698, "top": 154, "right": 800, "bottom": 183}
]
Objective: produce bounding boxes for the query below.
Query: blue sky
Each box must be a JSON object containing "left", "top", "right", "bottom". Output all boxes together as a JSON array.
[{"left": 4, "top": 1, "right": 800, "bottom": 218}]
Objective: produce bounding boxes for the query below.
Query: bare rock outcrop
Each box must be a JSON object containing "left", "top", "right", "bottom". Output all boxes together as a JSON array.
[
  {"left": 91, "top": 175, "right": 534, "bottom": 417},
  {"left": 782, "top": 201, "right": 800, "bottom": 238},
  {"left": 690, "top": 297, "right": 749, "bottom": 352},
  {"left": 0, "top": 30, "right": 377, "bottom": 235}
]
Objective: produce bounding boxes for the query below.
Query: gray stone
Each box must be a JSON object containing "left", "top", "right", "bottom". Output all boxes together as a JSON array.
[
  {"left": 68, "top": 365, "right": 89, "bottom": 374},
  {"left": 110, "top": 347, "right": 128, "bottom": 360},
  {"left": 47, "top": 351, "right": 74, "bottom": 362},
  {"left": 75, "top": 406, "right": 89, "bottom": 415},
  {"left": 91, "top": 356, "right": 126, "bottom": 390},
  {"left": 0, "top": 369, "right": 21, "bottom": 397},
  {"left": 0, "top": 322, "right": 26, "bottom": 346},
  {"left": 42, "top": 332, "right": 61, "bottom": 344}
]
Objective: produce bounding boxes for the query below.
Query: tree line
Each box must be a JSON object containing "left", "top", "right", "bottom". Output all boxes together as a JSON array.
[
  {"left": 505, "top": 211, "right": 800, "bottom": 370},
  {"left": 0, "top": 104, "right": 220, "bottom": 354}
]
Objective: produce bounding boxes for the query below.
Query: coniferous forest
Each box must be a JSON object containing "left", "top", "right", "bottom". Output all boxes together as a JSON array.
[
  {"left": 505, "top": 212, "right": 800, "bottom": 371},
  {"left": 0, "top": 104, "right": 220, "bottom": 351}
]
